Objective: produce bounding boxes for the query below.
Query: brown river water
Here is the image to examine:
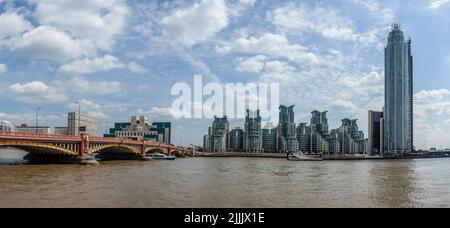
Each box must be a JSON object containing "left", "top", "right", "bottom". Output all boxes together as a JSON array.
[{"left": 1, "top": 148, "right": 450, "bottom": 208}]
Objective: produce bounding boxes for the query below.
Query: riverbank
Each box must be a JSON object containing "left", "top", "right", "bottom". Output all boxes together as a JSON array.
[
  {"left": 194, "top": 152, "right": 450, "bottom": 160},
  {"left": 194, "top": 152, "right": 286, "bottom": 158}
]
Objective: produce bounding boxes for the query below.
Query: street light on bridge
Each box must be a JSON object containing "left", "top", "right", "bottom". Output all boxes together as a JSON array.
[
  {"left": 35, "top": 107, "right": 40, "bottom": 134},
  {"left": 75, "top": 101, "right": 81, "bottom": 136}
]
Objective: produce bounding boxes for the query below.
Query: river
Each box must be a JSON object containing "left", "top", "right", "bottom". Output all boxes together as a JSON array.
[{"left": 1, "top": 148, "right": 449, "bottom": 208}]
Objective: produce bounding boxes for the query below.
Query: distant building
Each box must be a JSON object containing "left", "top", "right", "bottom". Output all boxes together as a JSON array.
[
  {"left": 278, "top": 105, "right": 298, "bottom": 153},
  {"left": 296, "top": 123, "right": 310, "bottom": 153},
  {"left": 152, "top": 122, "right": 172, "bottom": 144},
  {"left": 229, "top": 127, "right": 244, "bottom": 151},
  {"left": 310, "top": 110, "right": 329, "bottom": 154},
  {"left": 244, "top": 110, "right": 263, "bottom": 153},
  {"left": 104, "top": 116, "right": 171, "bottom": 143},
  {"left": 368, "top": 110, "right": 384, "bottom": 156},
  {"left": 204, "top": 116, "right": 229, "bottom": 152},
  {"left": 338, "top": 119, "right": 366, "bottom": 155},
  {"left": 262, "top": 123, "right": 278, "bottom": 153},
  {"left": 203, "top": 134, "right": 210, "bottom": 150},
  {"left": 54, "top": 127, "right": 69, "bottom": 135},
  {"left": 0, "top": 120, "right": 12, "bottom": 132},
  {"left": 384, "top": 24, "right": 414, "bottom": 155},
  {"left": 15, "top": 124, "right": 50, "bottom": 134},
  {"left": 68, "top": 112, "right": 98, "bottom": 136},
  {"left": 327, "top": 129, "right": 341, "bottom": 155}
]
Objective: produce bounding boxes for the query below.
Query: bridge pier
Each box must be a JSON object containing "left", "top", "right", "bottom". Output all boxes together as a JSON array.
[{"left": 78, "top": 134, "right": 99, "bottom": 166}]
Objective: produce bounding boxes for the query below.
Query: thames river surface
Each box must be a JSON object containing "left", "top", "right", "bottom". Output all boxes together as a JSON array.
[{"left": 1, "top": 148, "right": 450, "bottom": 208}]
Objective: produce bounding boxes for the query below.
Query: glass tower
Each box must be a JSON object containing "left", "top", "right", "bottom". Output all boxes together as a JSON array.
[
  {"left": 244, "top": 110, "right": 263, "bottom": 153},
  {"left": 278, "top": 105, "right": 298, "bottom": 153},
  {"left": 384, "top": 24, "right": 413, "bottom": 155}
]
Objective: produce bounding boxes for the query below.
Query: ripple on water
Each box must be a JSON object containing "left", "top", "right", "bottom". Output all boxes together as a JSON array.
[{"left": 1, "top": 156, "right": 450, "bottom": 208}]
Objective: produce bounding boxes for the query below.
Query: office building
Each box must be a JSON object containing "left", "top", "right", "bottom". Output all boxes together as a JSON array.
[
  {"left": 104, "top": 116, "right": 171, "bottom": 143},
  {"left": 368, "top": 110, "right": 384, "bottom": 156},
  {"left": 68, "top": 112, "right": 98, "bottom": 136}
]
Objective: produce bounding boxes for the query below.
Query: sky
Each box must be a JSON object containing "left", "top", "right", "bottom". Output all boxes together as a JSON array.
[{"left": 0, "top": 0, "right": 450, "bottom": 149}]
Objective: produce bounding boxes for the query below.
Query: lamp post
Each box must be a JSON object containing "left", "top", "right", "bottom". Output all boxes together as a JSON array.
[
  {"left": 75, "top": 101, "right": 81, "bottom": 136},
  {"left": 35, "top": 107, "right": 40, "bottom": 134}
]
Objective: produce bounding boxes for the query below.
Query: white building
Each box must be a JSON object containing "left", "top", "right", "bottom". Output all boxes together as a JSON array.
[
  {"left": 0, "top": 120, "right": 12, "bottom": 132},
  {"left": 68, "top": 112, "right": 98, "bottom": 136},
  {"left": 15, "top": 124, "right": 51, "bottom": 134}
]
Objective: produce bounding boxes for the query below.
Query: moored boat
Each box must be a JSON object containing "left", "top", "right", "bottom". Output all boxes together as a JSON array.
[
  {"left": 148, "top": 153, "right": 176, "bottom": 160},
  {"left": 287, "top": 152, "right": 323, "bottom": 161}
]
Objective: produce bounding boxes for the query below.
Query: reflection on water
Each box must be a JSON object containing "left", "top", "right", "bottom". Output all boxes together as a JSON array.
[
  {"left": 1, "top": 148, "right": 450, "bottom": 208},
  {"left": 369, "top": 160, "right": 420, "bottom": 208}
]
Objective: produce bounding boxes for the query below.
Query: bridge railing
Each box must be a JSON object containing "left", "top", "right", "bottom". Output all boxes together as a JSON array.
[
  {"left": 0, "top": 131, "right": 191, "bottom": 152},
  {"left": 0, "top": 131, "right": 81, "bottom": 140}
]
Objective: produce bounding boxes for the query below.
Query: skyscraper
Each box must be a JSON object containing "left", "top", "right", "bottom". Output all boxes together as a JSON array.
[
  {"left": 384, "top": 24, "right": 414, "bottom": 155},
  {"left": 278, "top": 105, "right": 298, "bottom": 153}
]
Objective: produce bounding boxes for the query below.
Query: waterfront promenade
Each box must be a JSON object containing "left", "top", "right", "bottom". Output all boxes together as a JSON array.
[{"left": 195, "top": 152, "right": 450, "bottom": 160}]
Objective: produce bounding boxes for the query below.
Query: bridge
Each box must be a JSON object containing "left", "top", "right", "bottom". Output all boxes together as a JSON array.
[{"left": 0, "top": 132, "right": 192, "bottom": 164}]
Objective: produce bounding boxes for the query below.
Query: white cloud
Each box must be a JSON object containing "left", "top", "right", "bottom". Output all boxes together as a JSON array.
[
  {"left": 58, "top": 55, "right": 124, "bottom": 75},
  {"left": 67, "top": 99, "right": 102, "bottom": 111},
  {"left": 331, "top": 100, "right": 358, "bottom": 112},
  {"left": 10, "top": 26, "right": 95, "bottom": 62},
  {"left": 127, "top": 62, "right": 148, "bottom": 75},
  {"left": 218, "top": 33, "right": 319, "bottom": 64},
  {"left": 0, "top": 64, "right": 6, "bottom": 74},
  {"left": 415, "top": 89, "right": 450, "bottom": 101},
  {"left": 414, "top": 89, "right": 450, "bottom": 149},
  {"left": 8, "top": 81, "right": 68, "bottom": 104},
  {"left": 0, "top": 11, "right": 33, "bottom": 38},
  {"left": 54, "top": 77, "right": 122, "bottom": 95},
  {"left": 161, "top": 0, "right": 229, "bottom": 47},
  {"left": 261, "top": 60, "right": 296, "bottom": 82},
  {"left": 137, "top": 107, "right": 178, "bottom": 119},
  {"left": 29, "top": 0, "right": 129, "bottom": 50},
  {"left": 269, "top": 3, "right": 389, "bottom": 44},
  {"left": 429, "top": 0, "right": 450, "bottom": 10},
  {"left": 415, "top": 89, "right": 450, "bottom": 118},
  {"left": 66, "top": 99, "right": 108, "bottom": 119},
  {"left": 235, "top": 55, "right": 267, "bottom": 73}
]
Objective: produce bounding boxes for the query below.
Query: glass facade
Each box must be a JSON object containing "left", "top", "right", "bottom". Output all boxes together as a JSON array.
[
  {"left": 244, "top": 110, "right": 262, "bottom": 153},
  {"left": 262, "top": 127, "right": 278, "bottom": 153},
  {"left": 384, "top": 24, "right": 413, "bottom": 155},
  {"left": 104, "top": 118, "right": 171, "bottom": 144},
  {"left": 205, "top": 116, "right": 229, "bottom": 152},
  {"left": 278, "top": 105, "right": 298, "bottom": 153},
  {"left": 229, "top": 127, "right": 244, "bottom": 151}
]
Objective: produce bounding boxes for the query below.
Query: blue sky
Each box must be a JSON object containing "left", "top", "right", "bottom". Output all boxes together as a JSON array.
[{"left": 0, "top": 0, "right": 450, "bottom": 149}]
